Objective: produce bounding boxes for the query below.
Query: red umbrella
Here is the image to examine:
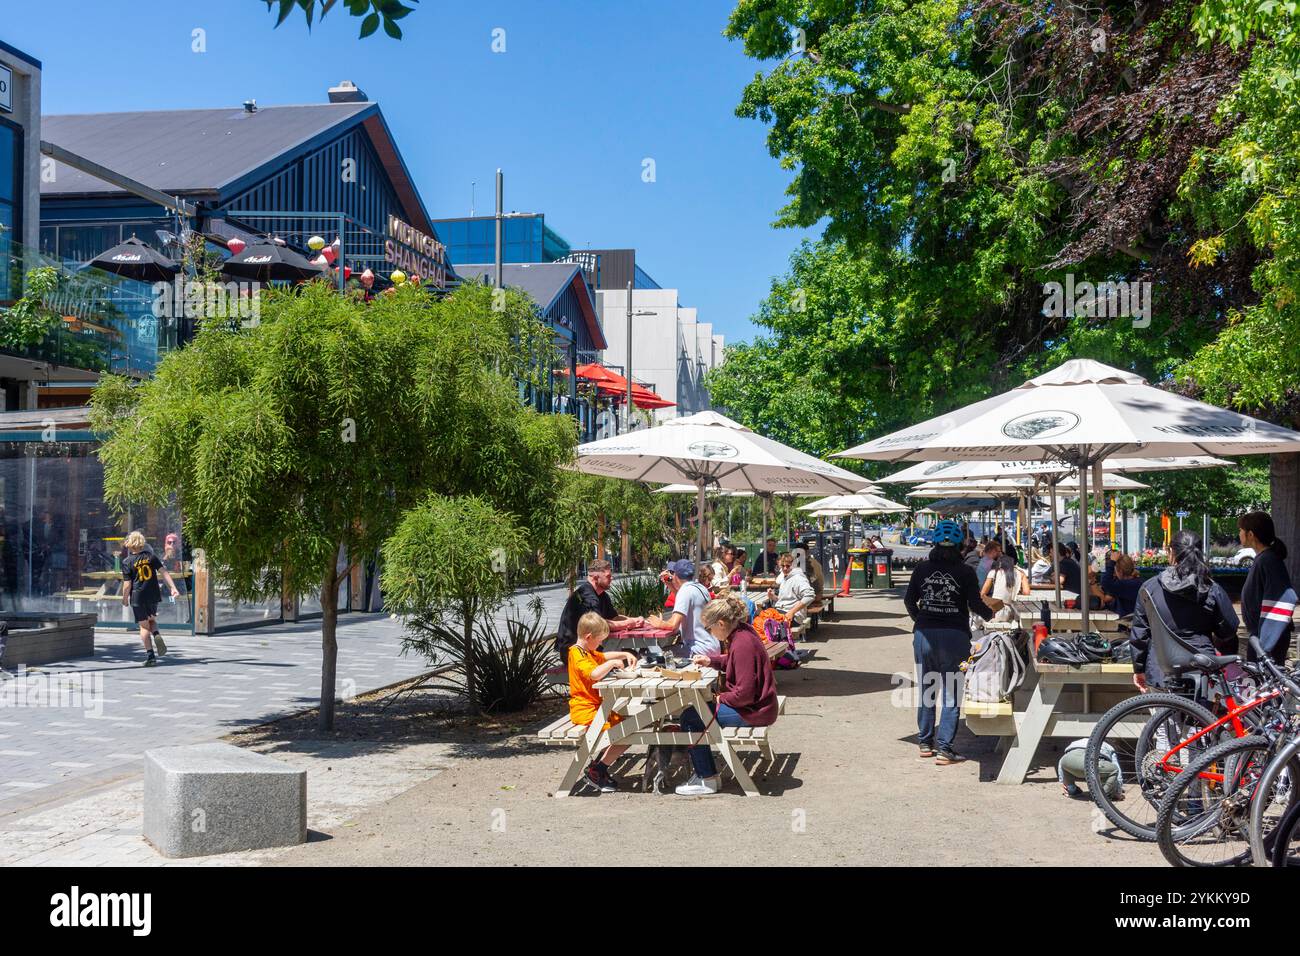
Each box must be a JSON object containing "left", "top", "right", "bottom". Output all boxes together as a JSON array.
[
  {"left": 574, "top": 363, "right": 625, "bottom": 387},
  {"left": 597, "top": 381, "right": 674, "bottom": 409}
]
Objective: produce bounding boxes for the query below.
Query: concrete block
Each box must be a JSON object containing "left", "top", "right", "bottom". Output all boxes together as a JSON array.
[{"left": 143, "top": 742, "right": 305, "bottom": 858}]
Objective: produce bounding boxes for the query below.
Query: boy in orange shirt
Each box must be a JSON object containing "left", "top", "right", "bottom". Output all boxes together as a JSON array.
[{"left": 568, "top": 611, "right": 638, "bottom": 793}]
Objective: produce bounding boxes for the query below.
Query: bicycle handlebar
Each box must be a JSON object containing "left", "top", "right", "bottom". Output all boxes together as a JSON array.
[{"left": 1250, "top": 634, "right": 1300, "bottom": 701}]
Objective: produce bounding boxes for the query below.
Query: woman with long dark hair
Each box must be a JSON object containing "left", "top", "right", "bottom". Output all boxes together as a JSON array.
[
  {"left": 1128, "top": 530, "right": 1239, "bottom": 690},
  {"left": 1238, "top": 511, "right": 1295, "bottom": 665}
]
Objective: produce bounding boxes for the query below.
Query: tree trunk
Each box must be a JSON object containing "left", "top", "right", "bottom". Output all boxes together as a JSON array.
[
  {"left": 596, "top": 513, "right": 606, "bottom": 560},
  {"left": 621, "top": 518, "right": 631, "bottom": 572},
  {"left": 463, "top": 604, "right": 479, "bottom": 715},
  {"left": 317, "top": 544, "right": 340, "bottom": 732},
  {"left": 1272, "top": 453, "right": 1300, "bottom": 585}
]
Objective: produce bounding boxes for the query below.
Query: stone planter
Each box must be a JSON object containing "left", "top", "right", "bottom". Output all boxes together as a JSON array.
[{"left": 0, "top": 613, "right": 96, "bottom": 668}]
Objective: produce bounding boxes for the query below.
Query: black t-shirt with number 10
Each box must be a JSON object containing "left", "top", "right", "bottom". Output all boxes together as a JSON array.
[{"left": 123, "top": 550, "right": 164, "bottom": 606}]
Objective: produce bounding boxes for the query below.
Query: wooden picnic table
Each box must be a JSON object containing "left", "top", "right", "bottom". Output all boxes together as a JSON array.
[
  {"left": 602, "top": 626, "right": 676, "bottom": 649},
  {"left": 554, "top": 666, "right": 763, "bottom": 798},
  {"left": 1010, "top": 600, "right": 1124, "bottom": 634},
  {"left": 964, "top": 646, "right": 1139, "bottom": 785}
]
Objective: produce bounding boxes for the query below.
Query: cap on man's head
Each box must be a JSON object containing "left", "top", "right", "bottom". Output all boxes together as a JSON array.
[{"left": 667, "top": 559, "right": 695, "bottom": 579}]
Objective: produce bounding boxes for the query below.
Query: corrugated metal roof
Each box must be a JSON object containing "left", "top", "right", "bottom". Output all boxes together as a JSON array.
[
  {"left": 455, "top": 262, "right": 606, "bottom": 350},
  {"left": 452, "top": 262, "right": 581, "bottom": 312},
  {"left": 41, "top": 102, "right": 372, "bottom": 198}
]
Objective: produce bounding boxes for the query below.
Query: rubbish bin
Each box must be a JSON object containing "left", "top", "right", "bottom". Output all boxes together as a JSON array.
[
  {"left": 848, "top": 548, "right": 869, "bottom": 589},
  {"left": 868, "top": 548, "right": 894, "bottom": 588}
]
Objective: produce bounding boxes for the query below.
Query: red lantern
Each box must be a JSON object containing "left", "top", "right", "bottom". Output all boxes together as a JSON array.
[
  {"left": 343, "top": 266, "right": 352, "bottom": 280},
  {"left": 321, "top": 244, "right": 337, "bottom": 264},
  {"left": 227, "top": 237, "right": 246, "bottom": 255},
  {"left": 360, "top": 268, "right": 374, "bottom": 289}
]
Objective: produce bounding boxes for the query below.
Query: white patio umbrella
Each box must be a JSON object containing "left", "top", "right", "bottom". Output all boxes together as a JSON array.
[
  {"left": 798, "top": 492, "right": 911, "bottom": 513},
  {"left": 573, "top": 410, "right": 870, "bottom": 558},
  {"left": 652, "top": 483, "right": 755, "bottom": 497},
  {"left": 837, "top": 358, "right": 1300, "bottom": 633}
]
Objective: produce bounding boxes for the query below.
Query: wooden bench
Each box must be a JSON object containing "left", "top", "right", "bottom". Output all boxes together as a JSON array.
[{"left": 537, "top": 695, "right": 788, "bottom": 781}]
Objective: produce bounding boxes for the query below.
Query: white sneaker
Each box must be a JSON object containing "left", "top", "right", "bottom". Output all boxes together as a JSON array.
[{"left": 675, "top": 774, "right": 721, "bottom": 796}]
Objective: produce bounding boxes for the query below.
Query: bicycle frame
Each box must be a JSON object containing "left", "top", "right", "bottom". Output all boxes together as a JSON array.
[{"left": 1157, "top": 684, "right": 1283, "bottom": 783}]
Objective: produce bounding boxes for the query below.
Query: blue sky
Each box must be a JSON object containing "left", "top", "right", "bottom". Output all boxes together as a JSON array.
[{"left": 7, "top": 0, "right": 822, "bottom": 344}]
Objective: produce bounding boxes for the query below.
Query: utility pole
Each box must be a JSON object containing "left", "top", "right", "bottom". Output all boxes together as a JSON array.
[{"left": 494, "top": 168, "right": 503, "bottom": 290}]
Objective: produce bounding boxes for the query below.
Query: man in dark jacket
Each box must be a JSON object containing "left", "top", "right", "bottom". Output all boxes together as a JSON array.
[
  {"left": 555, "top": 560, "right": 644, "bottom": 657},
  {"left": 1128, "top": 532, "right": 1239, "bottom": 690},
  {"left": 904, "top": 520, "right": 994, "bottom": 765}
]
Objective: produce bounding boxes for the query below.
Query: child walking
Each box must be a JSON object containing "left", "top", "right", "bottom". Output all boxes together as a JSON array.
[{"left": 121, "top": 531, "right": 181, "bottom": 667}]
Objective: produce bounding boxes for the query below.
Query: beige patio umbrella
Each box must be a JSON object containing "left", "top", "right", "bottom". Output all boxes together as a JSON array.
[{"left": 836, "top": 358, "right": 1300, "bottom": 635}]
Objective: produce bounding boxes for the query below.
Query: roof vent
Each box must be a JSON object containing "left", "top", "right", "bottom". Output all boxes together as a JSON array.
[
  {"left": 243, "top": 99, "right": 257, "bottom": 113},
  {"left": 328, "top": 80, "right": 368, "bottom": 103}
]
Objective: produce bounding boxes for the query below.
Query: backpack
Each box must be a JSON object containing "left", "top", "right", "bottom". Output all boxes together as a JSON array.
[
  {"left": 962, "top": 624, "right": 1026, "bottom": 703},
  {"left": 755, "top": 609, "right": 799, "bottom": 669}
]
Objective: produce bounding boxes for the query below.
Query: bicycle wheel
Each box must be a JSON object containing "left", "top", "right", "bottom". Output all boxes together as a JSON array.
[
  {"left": 1085, "top": 692, "right": 1218, "bottom": 840},
  {"left": 1155, "top": 735, "right": 1293, "bottom": 867},
  {"left": 1270, "top": 796, "right": 1300, "bottom": 867}
]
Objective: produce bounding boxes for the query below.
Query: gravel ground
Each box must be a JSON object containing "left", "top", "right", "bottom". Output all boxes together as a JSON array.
[{"left": 265, "top": 589, "right": 1164, "bottom": 867}]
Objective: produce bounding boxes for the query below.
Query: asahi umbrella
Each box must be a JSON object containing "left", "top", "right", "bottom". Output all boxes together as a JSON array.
[
  {"left": 221, "top": 242, "right": 327, "bottom": 282},
  {"left": 85, "top": 235, "right": 180, "bottom": 283},
  {"left": 572, "top": 410, "right": 870, "bottom": 558},
  {"left": 837, "top": 359, "right": 1300, "bottom": 463},
  {"left": 837, "top": 358, "right": 1300, "bottom": 633}
]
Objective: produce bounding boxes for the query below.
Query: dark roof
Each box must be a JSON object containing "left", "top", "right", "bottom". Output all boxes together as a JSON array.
[
  {"left": 42, "top": 103, "right": 369, "bottom": 197},
  {"left": 0, "top": 40, "right": 41, "bottom": 69},
  {"left": 455, "top": 263, "right": 605, "bottom": 349}
]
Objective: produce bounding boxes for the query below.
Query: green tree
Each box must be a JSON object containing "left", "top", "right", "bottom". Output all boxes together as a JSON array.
[
  {"left": 718, "top": 0, "right": 1296, "bottom": 526},
  {"left": 90, "top": 279, "right": 575, "bottom": 730},
  {"left": 262, "top": 0, "right": 417, "bottom": 38}
]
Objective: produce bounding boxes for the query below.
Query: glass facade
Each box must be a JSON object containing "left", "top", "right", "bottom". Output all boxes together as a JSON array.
[
  {"left": 437, "top": 214, "right": 571, "bottom": 269},
  {"left": 0, "top": 438, "right": 190, "bottom": 628},
  {"left": 0, "top": 118, "right": 21, "bottom": 303}
]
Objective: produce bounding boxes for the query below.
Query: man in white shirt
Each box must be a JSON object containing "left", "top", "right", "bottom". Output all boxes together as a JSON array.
[
  {"left": 646, "top": 559, "right": 720, "bottom": 657},
  {"left": 770, "top": 552, "right": 816, "bottom": 626}
]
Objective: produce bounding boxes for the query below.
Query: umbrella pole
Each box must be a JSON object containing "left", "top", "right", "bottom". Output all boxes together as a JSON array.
[
  {"left": 1079, "top": 448, "right": 1091, "bottom": 636},
  {"left": 1051, "top": 480, "right": 1062, "bottom": 611},
  {"left": 696, "top": 479, "right": 707, "bottom": 562}
]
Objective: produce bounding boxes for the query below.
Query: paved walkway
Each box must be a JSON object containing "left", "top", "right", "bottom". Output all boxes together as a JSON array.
[{"left": 0, "top": 584, "right": 571, "bottom": 818}]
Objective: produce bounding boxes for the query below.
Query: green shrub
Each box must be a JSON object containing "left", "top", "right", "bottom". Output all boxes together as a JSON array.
[
  {"left": 403, "top": 599, "right": 556, "bottom": 713},
  {"left": 607, "top": 574, "right": 665, "bottom": 617}
]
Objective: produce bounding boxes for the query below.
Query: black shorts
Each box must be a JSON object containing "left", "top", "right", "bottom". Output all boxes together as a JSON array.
[{"left": 132, "top": 602, "right": 159, "bottom": 623}]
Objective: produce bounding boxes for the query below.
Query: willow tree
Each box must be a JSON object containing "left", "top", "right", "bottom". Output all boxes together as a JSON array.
[{"left": 91, "top": 279, "right": 578, "bottom": 730}]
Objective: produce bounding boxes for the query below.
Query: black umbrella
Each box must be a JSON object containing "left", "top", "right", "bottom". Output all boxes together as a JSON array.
[
  {"left": 85, "top": 235, "right": 180, "bottom": 283},
  {"left": 221, "top": 242, "right": 327, "bottom": 283}
]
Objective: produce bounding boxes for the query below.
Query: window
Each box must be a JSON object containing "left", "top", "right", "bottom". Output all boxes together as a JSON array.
[{"left": 0, "top": 119, "right": 20, "bottom": 302}]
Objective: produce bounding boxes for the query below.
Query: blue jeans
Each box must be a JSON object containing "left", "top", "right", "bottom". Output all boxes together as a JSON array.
[
  {"left": 679, "top": 702, "right": 748, "bottom": 778},
  {"left": 913, "top": 626, "right": 971, "bottom": 751}
]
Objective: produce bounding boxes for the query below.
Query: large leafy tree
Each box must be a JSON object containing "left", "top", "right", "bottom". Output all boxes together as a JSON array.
[
  {"left": 91, "top": 280, "right": 577, "bottom": 730},
  {"left": 715, "top": 0, "right": 1299, "bottom": 534}
]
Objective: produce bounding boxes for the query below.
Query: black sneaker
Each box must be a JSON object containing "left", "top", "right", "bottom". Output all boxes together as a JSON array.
[
  {"left": 153, "top": 633, "right": 167, "bottom": 656},
  {"left": 935, "top": 749, "right": 966, "bottom": 765},
  {"left": 584, "top": 764, "right": 616, "bottom": 793},
  {"left": 144, "top": 651, "right": 157, "bottom": 668}
]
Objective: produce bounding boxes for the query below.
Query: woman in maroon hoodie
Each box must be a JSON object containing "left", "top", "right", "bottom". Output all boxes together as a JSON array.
[{"left": 674, "top": 595, "right": 780, "bottom": 796}]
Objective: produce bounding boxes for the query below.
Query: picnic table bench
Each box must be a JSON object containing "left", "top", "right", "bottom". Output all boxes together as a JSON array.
[
  {"left": 963, "top": 648, "right": 1139, "bottom": 785},
  {"left": 1009, "top": 600, "right": 1124, "bottom": 635},
  {"left": 538, "top": 666, "right": 787, "bottom": 797}
]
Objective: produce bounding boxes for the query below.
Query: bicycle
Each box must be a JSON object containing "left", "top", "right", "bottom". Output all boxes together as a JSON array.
[{"left": 1083, "top": 588, "right": 1277, "bottom": 841}]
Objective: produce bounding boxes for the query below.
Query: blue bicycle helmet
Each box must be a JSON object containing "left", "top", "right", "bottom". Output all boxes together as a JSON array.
[{"left": 931, "top": 519, "right": 964, "bottom": 546}]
